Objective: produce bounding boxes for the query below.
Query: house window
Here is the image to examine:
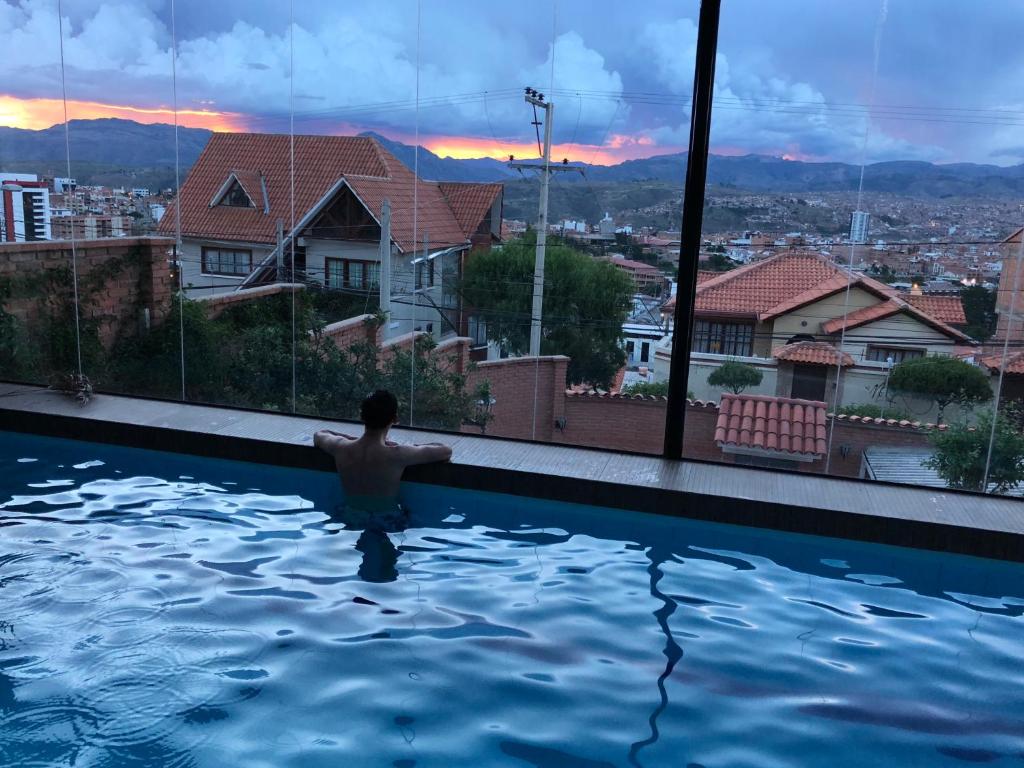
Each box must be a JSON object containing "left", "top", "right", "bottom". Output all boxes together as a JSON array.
[
  {"left": 201, "top": 246, "right": 252, "bottom": 276},
  {"left": 220, "top": 181, "right": 253, "bottom": 208},
  {"left": 694, "top": 320, "right": 754, "bottom": 356},
  {"left": 626, "top": 341, "right": 635, "bottom": 359},
  {"left": 641, "top": 342, "right": 650, "bottom": 363},
  {"left": 415, "top": 259, "right": 435, "bottom": 290},
  {"left": 325, "top": 258, "right": 380, "bottom": 291},
  {"left": 468, "top": 315, "right": 488, "bottom": 347},
  {"left": 866, "top": 346, "right": 925, "bottom": 365}
]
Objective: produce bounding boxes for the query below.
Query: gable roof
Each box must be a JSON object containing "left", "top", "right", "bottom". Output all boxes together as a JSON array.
[
  {"left": 159, "top": 133, "right": 497, "bottom": 253},
  {"left": 715, "top": 393, "right": 828, "bottom": 457},
  {"left": 437, "top": 182, "right": 502, "bottom": 239},
  {"left": 693, "top": 251, "right": 970, "bottom": 342},
  {"left": 819, "top": 297, "right": 971, "bottom": 342}
]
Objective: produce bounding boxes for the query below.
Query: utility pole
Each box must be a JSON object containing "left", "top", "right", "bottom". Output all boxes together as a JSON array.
[
  {"left": 379, "top": 199, "right": 392, "bottom": 330},
  {"left": 509, "top": 87, "right": 582, "bottom": 356}
]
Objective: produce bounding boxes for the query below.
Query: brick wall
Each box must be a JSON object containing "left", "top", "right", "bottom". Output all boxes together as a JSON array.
[
  {"left": 318, "top": 313, "right": 380, "bottom": 350},
  {"left": 464, "top": 356, "right": 569, "bottom": 440},
  {"left": 0, "top": 237, "right": 175, "bottom": 347},
  {"left": 193, "top": 282, "right": 304, "bottom": 320}
]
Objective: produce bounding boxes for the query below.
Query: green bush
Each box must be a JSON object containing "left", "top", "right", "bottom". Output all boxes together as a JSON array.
[
  {"left": 708, "top": 360, "right": 763, "bottom": 395},
  {"left": 888, "top": 356, "right": 992, "bottom": 424},
  {"left": 926, "top": 408, "right": 1024, "bottom": 494}
]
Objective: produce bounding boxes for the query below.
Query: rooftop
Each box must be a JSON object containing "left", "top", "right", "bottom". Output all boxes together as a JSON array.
[
  {"left": 773, "top": 341, "right": 855, "bottom": 367},
  {"left": 158, "top": 133, "right": 501, "bottom": 252},
  {"left": 715, "top": 393, "right": 828, "bottom": 458}
]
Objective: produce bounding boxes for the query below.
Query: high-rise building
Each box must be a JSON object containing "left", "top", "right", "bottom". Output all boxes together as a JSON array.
[
  {"left": 849, "top": 210, "right": 870, "bottom": 244},
  {"left": 0, "top": 173, "right": 51, "bottom": 242}
]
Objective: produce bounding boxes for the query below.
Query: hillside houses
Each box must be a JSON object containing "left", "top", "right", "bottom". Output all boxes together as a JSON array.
[
  {"left": 652, "top": 251, "right": 975, "bottom": 420},
  {"left": 158, "top": 133, "right": 502, "bottom": 342}
]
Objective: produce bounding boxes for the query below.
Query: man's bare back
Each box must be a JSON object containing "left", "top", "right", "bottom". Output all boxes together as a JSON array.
[{"left": 314, "top": 390, "right": 452, "bottom": 502}]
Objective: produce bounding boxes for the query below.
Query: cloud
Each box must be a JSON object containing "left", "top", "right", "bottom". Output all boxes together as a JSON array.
[{"left": 640, "top": 16, "right": 947, "bottom": 163}]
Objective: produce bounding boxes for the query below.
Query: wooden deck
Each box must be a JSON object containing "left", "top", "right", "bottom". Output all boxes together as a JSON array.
[{"left": 1, "top": 383, "right": 1021, "bottom": 562}]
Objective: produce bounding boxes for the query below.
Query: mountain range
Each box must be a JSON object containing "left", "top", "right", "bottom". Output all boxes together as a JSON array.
[{"left": 3, "top": 118, "right": 1024, "bottom": 199}]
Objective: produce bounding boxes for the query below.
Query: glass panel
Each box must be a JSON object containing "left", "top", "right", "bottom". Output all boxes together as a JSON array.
[{"left": 675, "top": 1, "right": 1020, "bottom": 495}]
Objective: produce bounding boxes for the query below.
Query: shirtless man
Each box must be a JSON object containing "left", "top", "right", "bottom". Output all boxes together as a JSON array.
[{"left": 313, "top": 389, "right": 452, "bottom": 509}]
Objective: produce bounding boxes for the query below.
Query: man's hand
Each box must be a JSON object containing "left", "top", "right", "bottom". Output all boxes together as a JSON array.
[{"left": 322, "top": 429, "right": 357, "bottom": 440}]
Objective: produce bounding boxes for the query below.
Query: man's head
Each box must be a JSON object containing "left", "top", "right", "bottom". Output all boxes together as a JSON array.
[{"left": 361, "top": 390, "right": 399, "bottom": 431}]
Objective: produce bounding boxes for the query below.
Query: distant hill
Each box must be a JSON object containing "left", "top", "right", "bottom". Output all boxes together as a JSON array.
[
  {"left": 2, "top": 118, "right": 1024, "bottom": 201},
  {"left": 0, "top": 118, "right": 211, "bottom": 168}
]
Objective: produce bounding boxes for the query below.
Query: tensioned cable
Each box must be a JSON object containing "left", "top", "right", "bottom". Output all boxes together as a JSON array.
[
  {"left": 56, "top": 0, "right": 83, "bottom": 379},
  {"left": 289, "top": 0, "right": 297, "bottom": 413},
  {"left": 982, "top": 230, "right": 1024, "bottom": 492},
  {"left": 410, "top": 0, "right": 421, "bottom": 428},
  {"left": 170, "top": 0, "right": 185, "bottom": 400},
  {"left": 532, "top": 0, "right": 558, "bottom": 441},
  {"left": 825, "top": 0, "right": 888, "bottom": 476}
]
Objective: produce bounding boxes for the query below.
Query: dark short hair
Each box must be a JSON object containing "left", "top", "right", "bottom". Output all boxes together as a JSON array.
[{"left": 361, "top": 390, "right": 398, "bottom": 429}]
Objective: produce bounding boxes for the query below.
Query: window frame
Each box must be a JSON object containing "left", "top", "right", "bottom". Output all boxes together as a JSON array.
[
  {"left": 865, "top": 345, "right": 926, "bottom": 365},
  {"left": 200, "top": 246, "right": 253, "bottom": 277},
  {"left": 325, "top": 257, "right": 380, "bottom": 292},
  {"left": 693, "top": 318, "right": 755, "bottom": 357}
]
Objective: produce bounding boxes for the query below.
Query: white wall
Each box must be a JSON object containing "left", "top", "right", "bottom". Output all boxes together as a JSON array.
[{"left": 180, "top": 239, "right": 274, "bottom": 296}]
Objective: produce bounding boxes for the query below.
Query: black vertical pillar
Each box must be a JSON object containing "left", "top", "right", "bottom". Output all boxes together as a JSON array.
[{"left": 664, "top": 0, "right": 722, "bottom": 459}]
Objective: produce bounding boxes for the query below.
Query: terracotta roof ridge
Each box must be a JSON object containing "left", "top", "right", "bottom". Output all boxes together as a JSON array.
[{"left": 829, "top": 413, "right": 948, "bottom": 430}]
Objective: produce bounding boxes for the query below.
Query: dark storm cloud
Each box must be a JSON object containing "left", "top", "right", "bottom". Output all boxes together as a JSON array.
[{"left": 1, "top": 0, "right": 1021, "bottom": 164}]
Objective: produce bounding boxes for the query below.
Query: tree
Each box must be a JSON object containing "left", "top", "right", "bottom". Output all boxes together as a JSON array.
[
  {"left": 707, "top": 252, "right": 735, "bottom": 272},
  {"left": 461, "top": 235, "right": 634, "bottom": 389},
  {"left": 926, "top": 408, "right": 1024, "bottom": 494},
  {"left": 960, "top": 285, "right": 996, "bottom": 342},
  {"left": 887, "top": 356, "right": 992, "bottom": 424},
  {"left": 707, "top": 360, "right": 763, "bottom": 394}
]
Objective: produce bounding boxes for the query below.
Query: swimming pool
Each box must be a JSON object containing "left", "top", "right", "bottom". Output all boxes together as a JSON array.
[{"left": 1, "top": 430, "right": 1022, "bottom": 767}]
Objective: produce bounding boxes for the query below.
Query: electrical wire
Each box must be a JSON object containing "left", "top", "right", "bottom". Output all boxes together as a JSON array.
[{"left": 56, "top": 0, "right": 83, "bottom": 379}]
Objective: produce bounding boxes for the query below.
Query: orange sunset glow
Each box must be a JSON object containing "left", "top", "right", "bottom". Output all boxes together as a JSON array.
[
  {"left": 0, "top": 94, "right": 679, "bottom": 164},
  {"left": 0, "top": 95, "right": 245, "bottom": 132}
]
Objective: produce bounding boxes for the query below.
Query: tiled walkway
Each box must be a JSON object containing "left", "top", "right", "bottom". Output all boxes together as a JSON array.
[{"left": 1, "top": 383, "right": 1021, "bottom": 561}]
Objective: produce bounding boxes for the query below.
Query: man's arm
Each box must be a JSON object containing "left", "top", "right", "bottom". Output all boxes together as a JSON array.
[
  {"left": 313, "top": 429, "right": 356, "bottom": 454},
  {"left": 395, "top": 442, "right": 453, "bottom": 466}
]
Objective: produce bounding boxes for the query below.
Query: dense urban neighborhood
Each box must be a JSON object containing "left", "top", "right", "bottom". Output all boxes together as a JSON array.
[{"left": 2, "top": 118, "right": 1024, "bottom": 493}]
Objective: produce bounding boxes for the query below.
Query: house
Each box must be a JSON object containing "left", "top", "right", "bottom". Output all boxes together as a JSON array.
[
  {"left": 158, "top": 133, "right": 502, "bottom": 341},
  {"left": 604, "top": 255, "right": 667, "bottom": 293},
  {"left": 654, "top": 251, "right": 974, "bottom": 419}
]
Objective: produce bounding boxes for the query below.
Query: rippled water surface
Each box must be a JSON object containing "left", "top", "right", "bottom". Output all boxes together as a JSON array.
[{"left": 1, "top": 431, "right": 1023, "bottom": 767}]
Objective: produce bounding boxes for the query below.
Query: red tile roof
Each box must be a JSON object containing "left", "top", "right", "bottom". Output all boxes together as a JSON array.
[
  {"left": 979, "top": 351, "right": 1024, "bottom": 375},
  {"left": 660, "top": 272, "right": 719, "bottom": 313},
  {"left": 695, "top": 253, "right": 863, "bottom": 318},
  {"left": 773, "top": 341, "right": 854, "bottom": 367},
  {"left": 715, "top": 393, "right": 828, "bottom": 456},
  {"left": 607, "top": 257, "right": 662, "bottom": 273},
  {"left": 819, "top": 297, "right": 970, "bottom": 341},
  {"left": 438, "top": 182, "right": 503, "bottom": 239},
  {"left": 901, "top": 294, "right": 966, "bottom": 325},
  {"left": 159, "top": 133, "right": 498, "bottom": 252}
]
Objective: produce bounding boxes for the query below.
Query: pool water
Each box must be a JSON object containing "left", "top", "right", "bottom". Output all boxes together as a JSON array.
[{"left": 1, "top": 432, "right": 1022, "bottom": 768}]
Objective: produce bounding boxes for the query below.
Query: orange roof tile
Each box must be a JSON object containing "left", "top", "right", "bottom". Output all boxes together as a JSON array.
[
  {"left": 820, "top": 297, "right": 970, "bottom": 342},
  {"left": 695, "top": 253, "right": 854, "bottom": 317},
  {"left": 661, "top": 271, "right": 719, "bottom": 313},
  {"left": 979, "top": 351, "right": 1024, "bottom": 375},
  {"left": 159, "top": 133, "right": 498, "bottom": 253},
  {"left": 901, "top": 294, "right": 966, "bottom": 325},
  {"left": 438, "top": 182, "right": 503, "bottom": 239},
  {"left": 773, "top": 341, "right": 855, "bottom": 367},
  {"left": 821, "top": 300, "right": 901, "bottom": 334},
  {"left": 715, "top": 393, "right": 828, "bottom": 456}
]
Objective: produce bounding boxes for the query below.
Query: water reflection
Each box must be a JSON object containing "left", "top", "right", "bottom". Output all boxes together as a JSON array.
[
  {"left": 628, "top": 545, "right": 684, "bottom": 767},
  {"left": 329, "top": 504, "right": 410, "bottom": 584}
]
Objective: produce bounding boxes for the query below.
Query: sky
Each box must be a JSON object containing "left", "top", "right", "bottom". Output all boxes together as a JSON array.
[{"left": 2, "top": 0, "right": 1024, "bottom": 166}]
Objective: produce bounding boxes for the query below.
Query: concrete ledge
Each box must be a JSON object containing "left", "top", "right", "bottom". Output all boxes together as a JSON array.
[{"left": 1, "top": 383, "right": 1022, "bottom": 563}]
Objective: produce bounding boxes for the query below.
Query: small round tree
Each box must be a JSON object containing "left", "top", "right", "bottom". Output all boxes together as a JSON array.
[
  {"left": 887, "top": 356, "right": 992, "bottom": 424},
  {"left": 708, "top": 360, "right": 763, "bottom": 395},
  {"left": 926, "top": 408, "right": 1024, "bottom": 494}
]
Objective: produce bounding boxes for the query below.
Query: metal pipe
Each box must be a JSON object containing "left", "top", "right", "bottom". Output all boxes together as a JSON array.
[{"left": 664, "top": 0, "right": 722, "bottom": 459}]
